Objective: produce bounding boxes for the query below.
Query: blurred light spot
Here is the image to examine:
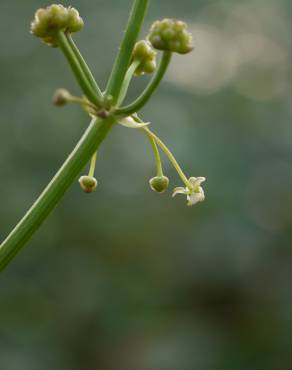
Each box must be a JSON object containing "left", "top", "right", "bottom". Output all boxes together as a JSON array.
[
  {"left": 167, "top": 24, "right": 238, "bottom": 94},
  {"left": 234, "top": 34, "right": 290, "bottom": 100},
  {"left": 167, "top": 0, "right": 291, "bottom": 100}
]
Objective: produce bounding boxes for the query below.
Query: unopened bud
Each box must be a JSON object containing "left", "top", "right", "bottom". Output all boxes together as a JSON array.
[
  {"left": 147, "top": 19, "right": 193, "bottom": 54},
  {"left": 52, "top": 89, "right": 71, "bottom": 106},
  {"left": 149, "top": 176, "right": 169, "bottom": 193},
  {"left": 131, "top": 40, "right": 157, "bottom": 76},
  {"left": 31, "top": 4, "right": 84, "bottom": 47},
  {"left": 79, "top": 176, "right": 98, "bottom": 193}
]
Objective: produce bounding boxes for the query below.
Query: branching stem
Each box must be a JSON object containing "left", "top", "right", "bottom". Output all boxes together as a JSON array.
[
  {"left": 116, "top": 51, "right": 172, "bottom": 115},
  {"left": 57, "top": 31, "right": 102, "bottom": 106},
  {"left": 0, "top": 116, "right": 115, "bottom": 271},
  {"left": 66, "top": 34, "right": 103, "bottom": 101},
  {"left": 105, "top": 0, "right": 149, "bottom": 105},
  {"left": 143, "top": 127, "right": 190, "bottom": 188}
]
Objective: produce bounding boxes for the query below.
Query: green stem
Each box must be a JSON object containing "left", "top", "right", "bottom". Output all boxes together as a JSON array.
[
  {"left": 66, "top": 34, "right": 104, "bottom": 102},
  {"left": 68, "top": 96, "right": 97, "bottom": 111},
  {"left": 143, "top": 127, "right": 190, "bottom": 188},
  {"left": 105, "top": 0, "right": 149, "bottom": 105},
  {"left": 56, "top": 31, "right": 102, "bottom": 106},
  {"left": 145, "top": 130, "right": 163, "bottom": 176},
  {"left": 88, "top": 152, "right": 97, "bottom": 177},
  {"left": 0, "top": 116, "right": 116, "bottom": 272},
  {"left": 116, "top": 51, "right": 172, "bottom": 115},
  {"left": 116, "top": 60, "right": 141, "bottom": 107}
]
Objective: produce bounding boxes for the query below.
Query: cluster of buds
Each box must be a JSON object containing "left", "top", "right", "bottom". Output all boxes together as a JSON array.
[
  {"left": 31, "top": 4, "right": 205, "bottom": 207},
  {"left": 131, "top": 40, "right": 157, "bottom": 76},
  {"left": 147, "top": 19, "right": 193, "bottom": 54},
  {"left": 31, "top": 4, "right": 84, "bottom": 47}
]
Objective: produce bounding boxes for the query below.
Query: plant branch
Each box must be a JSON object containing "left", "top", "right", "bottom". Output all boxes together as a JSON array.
[
  {"left": 57, "top": 31, "right": 102, "bottom": 106},
  {"left": 116, "top": 51, "right": 172, "bottom": 115},
  {"left": 143, "top": 126, "right": 190, "bottom": 187},
  {"left": 66, "top": 34, "right": 104, "bottom": 101},
  {"left": 88, "top": 152, "right": 97, "bottom": 177},
  {"left": 105, "top": 0, "right": 149, "bottom": 105},
  {"left": 116, "top": 60, "right": 141, "bottom": 107},
  {"left": 0, "top": 116, "right": 116, "bottom": 272},
  {"left": 144, "top": 130, "right": 163, "bottom": 176}
]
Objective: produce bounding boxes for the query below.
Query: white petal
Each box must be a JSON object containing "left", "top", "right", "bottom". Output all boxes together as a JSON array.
[
  {"left": 187, "top": 188, "right": 205, "bottom": 206},
  {"left": 172, "top": 187, "right": 187, "bottom": 197},
  {"left": 119, "top": 116, "right": 150, "bottom": 129},
  {"left": 189, "top": 176, "right": 206, "bottom": 188}
]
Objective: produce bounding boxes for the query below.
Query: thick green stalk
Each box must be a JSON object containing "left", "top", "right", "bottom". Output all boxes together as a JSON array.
[
  {"left": 67, "top": 34, "right": 104, "bottom": 101},
  {"left": 116, "top": 51, "right": 172, "bottom": 115},
  {"left": 0, "top": 116, "right": 116, "bottom": 271},
  {"left": 57, "top": 31, "right": 102, "bottom": 106},
  {"left": 105, "top": 0, "right": 149, "bottom": 104}
]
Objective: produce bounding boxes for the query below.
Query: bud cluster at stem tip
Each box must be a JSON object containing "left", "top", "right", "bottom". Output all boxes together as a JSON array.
[
  {"left": 147, "top": 19, "right": 193, "bottom": 54},
  {"left": 131, "top": 40, "right": 157, "bottom": 76},
  {"left": 31, "top": 4, "right": 84, "bottom": 47}
]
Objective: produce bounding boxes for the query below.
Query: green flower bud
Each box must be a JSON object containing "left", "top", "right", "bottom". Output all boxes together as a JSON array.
[
  {"left": 147, "top": 19, "right": 193, "bottom": 54},
  {"left": 79, "top": 176, "right": 98, "bottom": 193},
  {"left": 31, "top": 4, "right": 84, "bottom": 47},
  {"left": 52, "top": 88, "right": 71, "bottom": 106},
  {"left": 149, "top": 176, "right": 169, "bottom": 193},
  {"left": 131, "top": 40, "right": 157, "bottom": 76}
]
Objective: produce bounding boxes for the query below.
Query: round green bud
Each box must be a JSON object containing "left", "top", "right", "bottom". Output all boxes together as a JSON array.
[
  {"left": 149, "top": 176, "right": 169, "bottom": 193},
  {"left": 147, "top": 19, "right": 193, "bottom": 54},
  {"left": 131, "top": 40, "right": 157, "bottom": 76},
  {"left": 31, "top": 4, "right": 84, "bottom": 47},
  {"left": 52, "top": 88, "right": 71, "bottom": 106},
  {"left": 79, "top": 176, "right": 98, "bottom": 193}
]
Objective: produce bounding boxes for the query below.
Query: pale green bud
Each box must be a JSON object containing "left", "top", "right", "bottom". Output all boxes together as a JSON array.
[
  {"left": 149, "top": 176, "right": 169, "bottom": 193},
  {"left": 31, "top": 4, "right": 84, "bottom": 47},
  {"left": 131, "top": 40, "right": 157, "bottom": 76},
  {"left": 52, "top": 88, "right": 71, "bottom": 106},
  {"left": 79, "top": 176, "right": 98, "bottom": 193},
  {"left": 147, "top": 19, "right": 193, "bottom": 54}
]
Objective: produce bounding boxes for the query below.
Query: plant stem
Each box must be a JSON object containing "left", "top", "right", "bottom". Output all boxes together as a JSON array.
[
  {"left": 0, "top": 116, "right": 116, "bottom": 272},
  {"left": 105, "top": 0, "right": 149, "bottom": 105},
  {"left": 143, "top": 127, "right": 190, "bottom": 188},
  {"left": 116, "top": 60, "right": 141, "bottom": 107},
  {"left": 66, "top": 34, "right": 104, "bottom": 101},
  {"left": 57, "top": 31, "right": 102, "bottom": 106},
  {"left": 88, "top": 152, "right": 97, "bottom": 177},
  {"left": 116, "top": 51, "right": 172, "bottom": 115},
  {"left": 69, "top": 96, "right": 97, "bottom": 110},
  {"left": 144, "top": 130, "right": 163, "bottom": 176}
]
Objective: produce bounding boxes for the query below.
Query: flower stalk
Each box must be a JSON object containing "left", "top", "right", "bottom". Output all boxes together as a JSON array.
[
  {"left": 56, "top": 31, "right": 102, "bottom": 106},
  {"left": 105, "top": 0, "right": 150, "bottom": 105},
  {"left": 0, "top": 0, "right": 204, "bottom": 272},
  {"left": 116, "top": 51, "right": 172, "bottom": 115},
  {"left": 0, "top": 116, "right": 115, "bottom": 271}
]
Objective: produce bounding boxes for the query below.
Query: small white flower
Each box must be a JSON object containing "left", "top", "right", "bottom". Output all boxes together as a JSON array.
[
  {"left": 172, "top": 176, "right": 206, "bottom": 206},
  {"left": 119, "top": 116, "right": 150, "bottom": 128}
]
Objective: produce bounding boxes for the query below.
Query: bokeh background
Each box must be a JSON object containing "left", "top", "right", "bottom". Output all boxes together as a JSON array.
[{"left": 1, "top": 0, "right": 292, "bottom": 369}]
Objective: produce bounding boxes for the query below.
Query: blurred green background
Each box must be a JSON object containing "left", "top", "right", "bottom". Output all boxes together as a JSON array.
[{"left": 1, "top": 0, "right": 292, "bottom": 369}]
